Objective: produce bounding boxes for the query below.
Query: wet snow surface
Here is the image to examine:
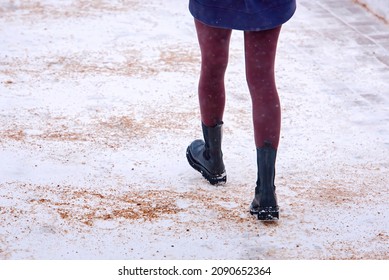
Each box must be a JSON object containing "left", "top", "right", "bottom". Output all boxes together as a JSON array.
[{"left": 0, "top": 0, "right": 388, "bottom": 259}]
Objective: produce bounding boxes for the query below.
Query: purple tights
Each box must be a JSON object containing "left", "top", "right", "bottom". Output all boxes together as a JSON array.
[{"left": 195, "top": 19, "right": 282, "bottom": 149}]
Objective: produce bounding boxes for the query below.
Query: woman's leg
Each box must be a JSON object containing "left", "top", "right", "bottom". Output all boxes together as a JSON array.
[
  {"left": 244, "top": 26, "right": 282, "bottom": 149},
  {"left": 195, "top": 19, "right": 232, "bottom": 127},
  {"left": 186, "top": 20, "right": 232, "bottom": 185},
  {"left": 245, "top": 26, "right": 282, "bottom": 220}
]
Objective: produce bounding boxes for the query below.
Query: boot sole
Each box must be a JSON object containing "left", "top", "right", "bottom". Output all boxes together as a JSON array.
[
  {"left": 186, "top": 147, "right": 226, "bottom": 185},
  {"left": 250, "top": 206, "right": 279, "bottom": 221}
]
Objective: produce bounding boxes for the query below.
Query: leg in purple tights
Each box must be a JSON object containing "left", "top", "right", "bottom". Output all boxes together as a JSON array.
[
  {"left": 244, "top": 26, "right": 282, "bottom": 220},
  {"left": 244, "top": 26, "right": 282, "bottom": 149},
  {"left": 195, "top": 19, "right": 232, "bottom": 127},
  {"left": 185, "top": 20, "right": 231, "bottom": 185}
]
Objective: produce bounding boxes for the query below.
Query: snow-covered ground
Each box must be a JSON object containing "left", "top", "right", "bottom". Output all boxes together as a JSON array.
[
  {"left": 357, "top": 0, "right": 389, "bottom": 22},
  {"left": 0, "top": 0, "right": 388, "bottom": 259}
]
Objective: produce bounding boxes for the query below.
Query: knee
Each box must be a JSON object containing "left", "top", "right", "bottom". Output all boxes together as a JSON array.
[
  {"left": 246, "top": 67, "right": 275, "bottom": 93},
  {"left": 201, "top": 52, "right": 229, "bottom": 77}
]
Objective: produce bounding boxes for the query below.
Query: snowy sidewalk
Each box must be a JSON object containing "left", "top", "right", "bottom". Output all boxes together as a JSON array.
[{"left": 0, "top": 0, "right": 388, "bottom": 259}]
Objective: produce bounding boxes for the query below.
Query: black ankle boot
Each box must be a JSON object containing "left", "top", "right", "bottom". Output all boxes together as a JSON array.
[
  {"left": 186, "top": 122, "right": 226, "bottom": 185},
  {"left": 250, "top": 142, "right": 279, "bottom": 220}
]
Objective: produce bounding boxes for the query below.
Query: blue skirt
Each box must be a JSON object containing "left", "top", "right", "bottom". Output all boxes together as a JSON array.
[{"left": 189, "top": 0, "right": 296, "bottom": 31}]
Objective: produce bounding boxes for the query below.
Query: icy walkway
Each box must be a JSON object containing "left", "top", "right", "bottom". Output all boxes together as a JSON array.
[{"left": 0, "top": 0, "right": 388, "bottom": 259}]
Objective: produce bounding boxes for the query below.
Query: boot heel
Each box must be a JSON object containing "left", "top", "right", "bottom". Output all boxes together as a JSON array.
[
  {"left": 206, "top": 172, "right": 227, "bottom": 185},
  {"left": 250, "top": 206, "right": 279, "bottom": 221},
  {"left": 186, "top": 146, "right": 226, "bottom": 185}
]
